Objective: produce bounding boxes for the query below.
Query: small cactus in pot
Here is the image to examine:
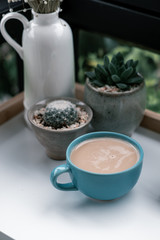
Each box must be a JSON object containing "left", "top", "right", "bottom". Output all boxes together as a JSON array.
[
  {"left": 84, "top": 52, "right": 146, "bottom": 136},
  {"left": 27, "top": 97, "right": 93, "bottom": 160},
  {"left": 43, "top": 100, "right": 78, "bottom": 129}
]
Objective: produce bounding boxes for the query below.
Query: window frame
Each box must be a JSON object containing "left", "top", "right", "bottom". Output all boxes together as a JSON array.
[{"left": 61, "top": 0, "right": 160, "bottom": 52}]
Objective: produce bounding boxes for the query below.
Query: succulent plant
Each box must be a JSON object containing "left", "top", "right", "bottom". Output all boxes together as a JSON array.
[
  {"left": 85, "top": 52, "right": 144, "bottom": 91},
  {"left": 43, "top": 100, "right": 78, "bottom": 128}
]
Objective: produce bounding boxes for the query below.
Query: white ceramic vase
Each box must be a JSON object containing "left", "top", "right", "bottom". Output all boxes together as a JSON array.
[{"left": 0, "top": 10, "right": 75, "bottom": 112}]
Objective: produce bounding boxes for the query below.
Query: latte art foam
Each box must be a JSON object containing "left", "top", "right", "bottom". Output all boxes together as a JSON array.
[{"left": 70, "top": 138, "right": 139, "bottom": 174}]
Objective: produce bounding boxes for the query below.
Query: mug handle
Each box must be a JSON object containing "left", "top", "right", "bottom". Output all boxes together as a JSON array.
[
  {"left": 50, "top": 164, "right": 78, "bottom": 191},
  {"left": 0, "top": 12, "right": 29, "bottom": 60}
]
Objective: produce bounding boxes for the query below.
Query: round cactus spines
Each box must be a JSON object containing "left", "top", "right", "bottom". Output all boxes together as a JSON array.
[{"left": 43, "top": 100, "right": 78, "bottom": 128}]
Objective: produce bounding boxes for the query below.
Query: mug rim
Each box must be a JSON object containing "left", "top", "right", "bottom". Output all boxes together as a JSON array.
[{"left": 66, "top": 131, "right": 144, "bottom": 176}]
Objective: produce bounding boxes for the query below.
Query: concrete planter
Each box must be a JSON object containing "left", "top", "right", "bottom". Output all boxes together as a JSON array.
[
  {"left": 27, "top": 97, "right": 93, "bottom": 160},
  {"left": 84, "top": 79, "right": 146, "bottom": 136}
]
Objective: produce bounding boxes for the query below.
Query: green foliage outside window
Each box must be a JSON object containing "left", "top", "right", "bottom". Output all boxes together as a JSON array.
[{"left": 0, "top": 43, "right": 18, "bottom": 102}]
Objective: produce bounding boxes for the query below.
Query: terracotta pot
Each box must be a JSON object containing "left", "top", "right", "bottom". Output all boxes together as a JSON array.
[{"left": 84, "top": 79, "right": 146, "bottom": 136}]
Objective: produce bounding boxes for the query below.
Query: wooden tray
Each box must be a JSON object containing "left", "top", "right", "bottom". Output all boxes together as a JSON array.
[{"left": 0, "top": 83, "right": 160, "bottom": 133}]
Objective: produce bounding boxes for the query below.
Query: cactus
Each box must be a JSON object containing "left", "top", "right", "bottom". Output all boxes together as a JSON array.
[
  {"left": 85, "top": 52, "right": 144, "bottom": 91},
  {"left": 43, "top": 100, "right": 78, "bottom": 128}
]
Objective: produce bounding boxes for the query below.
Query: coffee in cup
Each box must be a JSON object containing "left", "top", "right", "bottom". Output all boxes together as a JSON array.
[
  {"left": 70, "top": 137, "right": 139, "bottom": 174},
  {"left": 50, "top": 132, "right": 143, "bottom": 200}
]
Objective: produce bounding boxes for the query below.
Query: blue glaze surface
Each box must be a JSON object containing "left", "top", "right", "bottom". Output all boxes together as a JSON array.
[{"left": 50, "top": 132, "right": 143, "bottom": 200}]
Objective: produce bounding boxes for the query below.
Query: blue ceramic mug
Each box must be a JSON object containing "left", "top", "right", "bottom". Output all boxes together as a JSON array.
[{"left": 50, "top": 132, "right": 143, "bottom": 200}]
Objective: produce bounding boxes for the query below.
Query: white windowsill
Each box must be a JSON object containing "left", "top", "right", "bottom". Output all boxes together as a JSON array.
[{"left": 0, "top": 112, "right": 160, "bottom": 240}]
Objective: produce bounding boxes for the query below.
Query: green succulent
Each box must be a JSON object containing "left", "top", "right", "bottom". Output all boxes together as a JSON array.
[
  {"left": 85, "top": 52, "right": 144, "bottom": 91},
  {"left": 43, "top": 100, "right": 78, "bottom": 128}
]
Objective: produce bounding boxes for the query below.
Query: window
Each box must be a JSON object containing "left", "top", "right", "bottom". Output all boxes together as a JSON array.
[
  {"left": 0, "top": 43, "right": 18, "bottom": 102},
  {"left": 0, "top": 0, "right": 30, "bottom": 103}
]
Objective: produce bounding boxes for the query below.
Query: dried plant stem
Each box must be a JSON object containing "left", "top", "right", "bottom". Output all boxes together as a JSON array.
[
  {"left": 27, "top": 0, "right": 60, "bottom": 13},
  {"left": 7, "top": 0, "right": 61, "bottom": 14}
]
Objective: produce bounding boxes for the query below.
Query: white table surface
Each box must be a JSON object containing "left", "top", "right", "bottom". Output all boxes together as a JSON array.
[{"left": 0, "top": 112, "right": 160, "bottom": 240}]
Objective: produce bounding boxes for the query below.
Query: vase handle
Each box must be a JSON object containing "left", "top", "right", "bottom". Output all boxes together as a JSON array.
[{"left": 0, "top": 12, "right": 29, "bottom": 60}]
